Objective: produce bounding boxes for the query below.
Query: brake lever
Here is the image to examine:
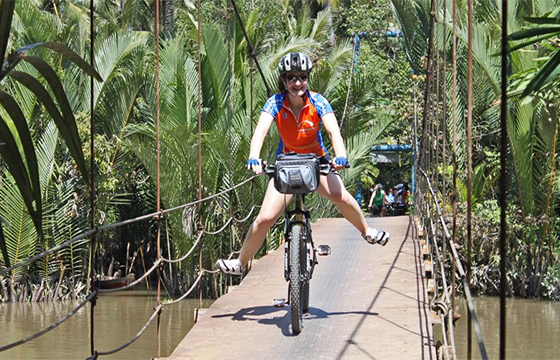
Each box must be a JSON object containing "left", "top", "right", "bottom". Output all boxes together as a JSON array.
[{"left": 264, "top": 161, "right": 275, "bottom": 175}]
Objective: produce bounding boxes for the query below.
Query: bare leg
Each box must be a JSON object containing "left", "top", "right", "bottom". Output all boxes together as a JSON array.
[
  {"left": 316, "top": 173, "right": 369, "bottom": 235},
  {"left": 238, "top": 179, "right": 292, "bottom": 266}
]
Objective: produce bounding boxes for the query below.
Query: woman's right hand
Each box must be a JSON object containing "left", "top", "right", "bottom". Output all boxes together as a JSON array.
[{"left": 246, "top": 158, "right": 263, "bottom": 174}]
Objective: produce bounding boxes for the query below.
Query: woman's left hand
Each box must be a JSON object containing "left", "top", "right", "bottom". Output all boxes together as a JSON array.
[{"left": 332, "top": 156, "right": 349, "bottom": 170}]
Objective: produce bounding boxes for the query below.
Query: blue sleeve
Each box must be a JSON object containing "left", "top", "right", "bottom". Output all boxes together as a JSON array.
[
  {"left": 311, "top": 93, "right": 334, "bottom": 118},
  {"left": 261, "top": 94, "right": 283, "bottom": 118}
]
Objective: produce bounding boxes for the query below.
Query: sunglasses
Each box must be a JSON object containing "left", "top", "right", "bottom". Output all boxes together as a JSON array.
[{"left": 286, "top": 74, "right": 309, "bottom": 83}]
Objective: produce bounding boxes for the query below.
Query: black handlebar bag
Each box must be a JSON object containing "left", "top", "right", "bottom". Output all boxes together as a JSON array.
[{"left": 273, "top": 153, "right": 320, "bottom": 194}]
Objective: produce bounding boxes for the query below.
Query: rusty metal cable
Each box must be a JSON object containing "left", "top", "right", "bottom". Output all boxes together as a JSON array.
[
  {"left": 466, "top": 0, "right": 474, "bottom": 356},
  {"left": 419, "top": 0, "right": 437, "bottom": 168},
  {"left": 339, "top": 35, "right": 357, "bottom": 129},
  {"left": 441, "top": 0, "right": 448, "bottom": 269},
  {"left": 98, "top": 259, "right": 162, "bottom": 293},
  {"left": 499, "top": 1, "right": 508, "bottom": 358},
  {"left": 197, "top": 0, "right": 203, "bottom": 309},
  {"left": 227, "top": 0, "right": 234, "bottom": 291},
  {"left": 230, "top": 0, "right": 272, "bottom": 97},
  {"left": 0, "top": 175, "right": 261, "bottom": 277},
  {"left": 0, "top": 291, "right": 97, "bottom": 353},
  {"left": 162, "top": 272, "right": 204, "bottom": 305},
  {"left": 88, "top": 304, "right": 163, "bottom": 359},
  {"left": 154, "top": 0, "right": 163, "bottom": 356},
  {"left": 419, "top": 169, "right": 488, "bottom": 359},
  {"left": 88, "top": 1, "right": 97, "bottom": 356},
  {"left": 451, "top": 0, "right": 458, "bottom": 319}
]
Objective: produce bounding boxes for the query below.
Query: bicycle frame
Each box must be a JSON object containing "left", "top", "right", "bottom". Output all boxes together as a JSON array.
[
  {"left": 283, "top": 194, "right": 316, "bottom": 283},
  {"left": 265, "top": 154, "right": 335, "bottom": 334}
]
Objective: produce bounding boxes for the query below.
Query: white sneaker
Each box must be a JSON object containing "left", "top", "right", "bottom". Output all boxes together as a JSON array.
[
  {"left": 363, "top": 228, "right": 390, "bottom": 246},
  {"left": 215, "top": 259, "right": 245, "bottom": 276}
]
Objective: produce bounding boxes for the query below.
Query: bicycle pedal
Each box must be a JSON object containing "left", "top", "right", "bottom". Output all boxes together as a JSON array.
[
  {"left": 273, "top": 298, "right": 287, "bottom": 307},
  {"left": 316, "top": 245, "right": 331, "bottom": 256}
]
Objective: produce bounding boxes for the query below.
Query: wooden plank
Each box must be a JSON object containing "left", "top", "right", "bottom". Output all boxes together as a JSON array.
[{"left": 166, "top": 216, "right": 435, "bottom": 360}]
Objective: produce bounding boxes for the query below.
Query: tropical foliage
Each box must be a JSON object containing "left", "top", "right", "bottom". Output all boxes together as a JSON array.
[
  {"left": 0, "top": 0, "right": 401, "bottom": 302},
  {"left": 388, "top": 0, "right": 560, "bottom": 298}
]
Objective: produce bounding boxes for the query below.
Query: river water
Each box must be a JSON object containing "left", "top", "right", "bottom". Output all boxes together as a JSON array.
[
  {"left": 1, "top": 294, "right": 558, "bottom": 359},
  {"left": 454, "top": 297, "right": 560, "bottom": 359},
  {"left": 0, "top": 291, "right": 213, "bottom": 360}
]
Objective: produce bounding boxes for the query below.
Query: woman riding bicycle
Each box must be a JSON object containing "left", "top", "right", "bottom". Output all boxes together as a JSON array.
[{"left": 216, "top": 52, "right": 390, "bottom": 275}]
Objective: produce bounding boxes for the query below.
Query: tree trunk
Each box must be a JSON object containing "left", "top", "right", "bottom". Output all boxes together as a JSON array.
[{"left": 163, "top": 0, "right": 175, "bottom": 39}]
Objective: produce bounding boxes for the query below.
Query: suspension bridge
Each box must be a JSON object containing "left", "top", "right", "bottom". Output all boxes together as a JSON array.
[
  {"left": 168, "top": 216, "right": 433, "bottom": 360},
  {"left": 0, "top": 0, "right": 523, "bottom": 358}
]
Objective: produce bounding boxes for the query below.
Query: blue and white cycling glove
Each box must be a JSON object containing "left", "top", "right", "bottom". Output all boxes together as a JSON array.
[
  {"left": 246, "top": 157, "right": 263, "bottom": 172},
  {"left": 334, "top": 157, "right": 348, "bottom": 167}
]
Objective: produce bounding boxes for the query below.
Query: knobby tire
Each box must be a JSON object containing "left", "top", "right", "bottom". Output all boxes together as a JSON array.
[{"left": 290, "top": 224, "right": 304, "bottom": 334}]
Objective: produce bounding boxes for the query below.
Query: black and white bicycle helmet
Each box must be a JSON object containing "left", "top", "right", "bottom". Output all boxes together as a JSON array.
[{"left": 278, "top": 52, "right": 313, "bottom": 75}]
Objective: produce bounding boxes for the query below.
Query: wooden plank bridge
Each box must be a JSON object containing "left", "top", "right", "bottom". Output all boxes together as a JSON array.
[{"left": 166, "top": 216, "right": 435, "bottom": 360}]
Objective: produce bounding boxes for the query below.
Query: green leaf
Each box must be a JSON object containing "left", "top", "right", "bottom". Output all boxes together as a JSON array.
[
  {"left": 509, "top": 26, "right": 560, "bottom": 41},
  {"left": 0, "top": 114, "right": 40, "bottom": 233},
  {"left": 40, "top": 42, "right": 102, "bottom": 81},
  {"left": 0, "top": 0, "right": 15, "bottom": 66},
  {"left": 522, "top": 48, "right": 560, "bottom": 96},
  {"left": 2, "top": 42, "right": 103, "bottom": 82},
  {"left": 0, "top": 220, "right": 10, "bottom": 268},
  {"left": 0, "top": 90, "right": 41, "bottom": 220},
  {"left": 508, "top": 32, "right": 560, "bottom": 52},
  {"left": 8, "top": 71, "right": 89, "bottom": 184},
  {"left": 525, "top": 17, "right": 560, "bottom": 25}
]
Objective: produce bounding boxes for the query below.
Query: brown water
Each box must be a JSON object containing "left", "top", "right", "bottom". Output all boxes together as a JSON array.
[
  {"left": 454, "top": 297, "right": 560, "bottom": 360},
  {"left": 0, "top": 291, "right": 213, "bottom": 360},
  {"left": 2, "top": 294, "right": 559, "bottom": 359}
]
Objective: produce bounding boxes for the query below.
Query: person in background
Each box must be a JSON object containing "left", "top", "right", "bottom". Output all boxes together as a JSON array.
[
  {"left": 386, "top": 187, "right": 395, "bottom": 205},
  {"left": 368, "top": 183, "right": 389, "bottom": 216}
]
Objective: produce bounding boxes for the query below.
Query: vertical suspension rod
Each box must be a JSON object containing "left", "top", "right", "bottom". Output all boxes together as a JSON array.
[
  {"left": 197, "top": 0, "right": 203, "bottom": 309},
  {"left": 499, "top": 0, "right": 508, "bottom": 358},
  {"left": 227, "top": 0, "right": 234, "bottom": 291},
  {"left": 155, "top": 0, "right": 162, "bottom": 357},
  {"left": 230, "top": 0, "right": 272, "bottom": 97},
  {"left": 442, "top": 0, "right": 448, "bottom": 246},
  {"left": 435, "top": 0, "right": 440, "bottom": 215},
  {"left": 419, "top": 0, "right": 437, "bottom": 168},
  {"left": 466, "top": 0, "right": 475, "bottom": 356},
  {"left": 451, "top": 0, "right": 458, "bottom": 318},
  {"left": 88, "top": 0, "right": 97, "bottom": 356}
]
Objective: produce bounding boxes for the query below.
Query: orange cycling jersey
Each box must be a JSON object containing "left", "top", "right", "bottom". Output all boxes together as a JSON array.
[{"left": 261, "top": 90, "right": 334, "bottom": 156}]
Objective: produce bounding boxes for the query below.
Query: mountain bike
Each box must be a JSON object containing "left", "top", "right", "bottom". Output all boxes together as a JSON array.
[{"left": 265, "top": 153, "right": 339, "bottom": 334}]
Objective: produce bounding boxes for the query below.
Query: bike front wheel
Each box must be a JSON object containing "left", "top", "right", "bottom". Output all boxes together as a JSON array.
[{"left": 289, "top": 224, "right": 304, "bottom": 334}]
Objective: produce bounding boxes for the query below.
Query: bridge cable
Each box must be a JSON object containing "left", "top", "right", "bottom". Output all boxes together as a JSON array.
[
  {"left": 227, "top": 0, "right": 235, "bottom": 293},
  {"left": 153, "top": 0, "right": 164, "bottom": 356},
  {"left": 451, "top": 0, "right": 459, "bottom": 324},
  {"left": 433, "top": 0, "right": 440, "bottom": 270},
  {"left": 230, "top": 0, "right": 272, "bottom": 97},
  {"left": 0, "top": 175, "right": 261, "bottom": 277},
  {"left": 88, "top": 0, "right": 98, "bottom": 357},
  {"left": 499, "top": 0, "right": 508, "bottom": 357},
  {"left": 466, "top": 0, "right": 475, "bottom": 356},
  {"left": 0, "top": 291, "right": 97, "bottom": 353},
  {"left": 339, "top": 35, "right": 357, "bottom": 129},
  {"left": 196, "top": 0, "right": 204, "bottom": 312},
  {"left": 87, "top": 303, "right": 163, "bottom": 359},
  {"left": 441, "top": 0, "right": 448, "bottom": 273},
  {"left": 419, "top": 169, "right": 488, "bottom": 359},
  {"left": 88, "top": 270, "right": 217, "bottom": 358},
  {"left": 418, "top": 0, "right": 436, "bottom": 169}
]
